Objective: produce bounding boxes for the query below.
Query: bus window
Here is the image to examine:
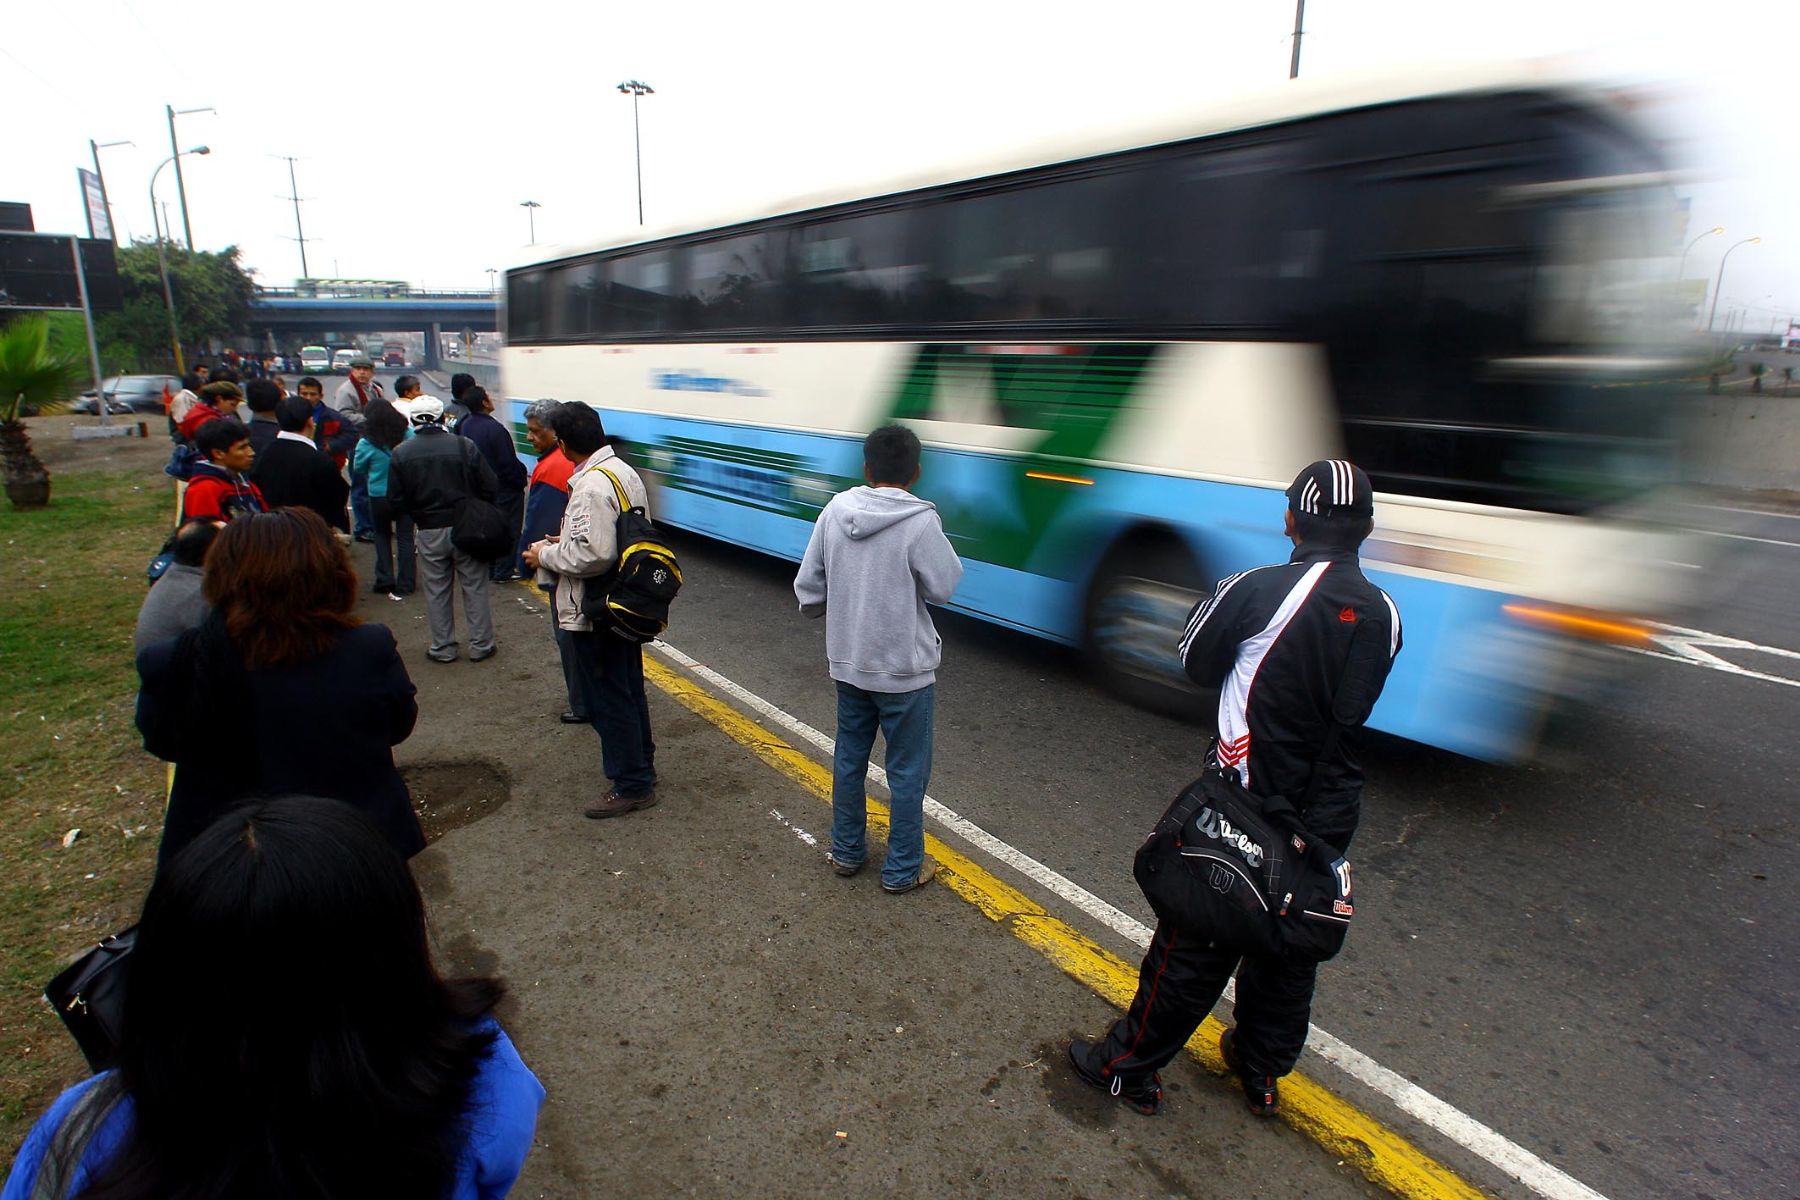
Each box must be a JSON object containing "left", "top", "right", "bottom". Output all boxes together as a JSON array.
[
  {"left": 549, "top": 259, "right": 604, "bottom": 340},
  {"left": 508, "top": 269, "right": 547, "bottom": 341},
  {"left": 789, "top": 208, "right": 925, "bottom": 328},
  {"left": 602, "top": 250, "right": 680, "bottom": 336},
  {"left": 919, "top": 173, "right": 1125, "bottom": 326},
  {"left": 685, "top": 232, "right": 780, "bottom": 331}
]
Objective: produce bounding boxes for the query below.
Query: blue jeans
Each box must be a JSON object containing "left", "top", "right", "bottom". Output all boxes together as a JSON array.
[
  {"left": 553, "top": 623, "right": 588, "bottom": 720},
  {"left": 831, "top": 681, "right": 934, "bottom": 889},
  {"left": 349, "top": 463, "right": 373, "bottom": 537},
  {"left": 568, "top": 630, "right": 656, "bottom": 796}
]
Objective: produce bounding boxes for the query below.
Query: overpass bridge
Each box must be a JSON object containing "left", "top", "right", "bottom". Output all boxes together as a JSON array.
[{"left": 247, "top": 288, "right": 499, "bottom": 370}]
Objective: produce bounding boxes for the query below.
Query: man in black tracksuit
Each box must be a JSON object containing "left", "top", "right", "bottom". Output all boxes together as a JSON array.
[{"left": 1071, "top": 458, "right": 1402, "bottom": 1117}]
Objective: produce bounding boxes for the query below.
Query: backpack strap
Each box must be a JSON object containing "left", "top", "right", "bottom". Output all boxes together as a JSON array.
[{"left": 589, "top": 462, "right": 632, "bottom": 514}]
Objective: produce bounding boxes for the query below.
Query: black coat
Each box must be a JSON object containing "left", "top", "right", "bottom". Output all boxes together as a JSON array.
[
  {"left": 136, "top": 616, "right": 425, "bottom": 869},
  {"left": 252, "top": 435, "right": 350, "bottom": 531},
  {"left": 389, "top": 426, "right": 497, "bottom": 530}
]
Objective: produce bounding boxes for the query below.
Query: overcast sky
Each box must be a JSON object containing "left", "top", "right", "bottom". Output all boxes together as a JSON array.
[{"left": 6, "top": 0, "right": 1795, "bottom": 329}]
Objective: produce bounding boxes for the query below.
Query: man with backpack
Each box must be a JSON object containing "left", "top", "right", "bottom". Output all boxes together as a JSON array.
[
  {"left": 522, "top": 403, "right": 658, "bottom": 821},
  {"left": 1068, "top": 459, "right": 1402, "bottom": 1119}
]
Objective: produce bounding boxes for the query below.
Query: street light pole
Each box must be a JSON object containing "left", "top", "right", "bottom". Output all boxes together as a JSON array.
[
  {"left": 1677, "top": 226, "right": 1724, "bottom": 289},
  {"left": 1708, "top": 236, "right": 1762, "bottom": 336},
  {"left": 165, "top": 104, "right": 215, "bottom": 249},
  {"left": 89, "top": 139, "right": 132, "bottom": 246},
  {"left": 1289, "top": 0, "right": 1305, "bottom": 79},
  {"left": 151, "top": 146, "right": 211, "bottom": 375},
  {"left": 276, "top": 155, "right": 310, "bottom": 279},
  {"left": 520, "top": 200, "right": 541, "bottom": 244},
  {"left": 617, "top": 80, "right": 654, "bottom": 225}
]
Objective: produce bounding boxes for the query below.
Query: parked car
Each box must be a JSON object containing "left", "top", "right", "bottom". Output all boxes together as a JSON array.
[
  {"left": 72, "top": 374, "right": 182, "bottom": 415},
  {"left": 332, "top": 348, "right": 357, "bottom": 374}
]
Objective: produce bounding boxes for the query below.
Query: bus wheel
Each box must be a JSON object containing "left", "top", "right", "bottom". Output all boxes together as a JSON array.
[{"left": 1082, "top": 542, "right": 1211, "bottom": 717}]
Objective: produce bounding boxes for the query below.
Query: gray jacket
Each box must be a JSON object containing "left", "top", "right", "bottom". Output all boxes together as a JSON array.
[
  {"left": 534, "top": 446, "right": 649, "bottom": 632},
  {"left": 793, "top": 486, "right": 963, "bottom": 692},
  {"left": 135, "top": 564, "right": 208, "bottom": 652}
]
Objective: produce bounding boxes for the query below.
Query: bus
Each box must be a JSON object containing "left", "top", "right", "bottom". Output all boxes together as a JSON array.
[{"left": 499, "top": 63, "right": 1699, "bottom": 761}]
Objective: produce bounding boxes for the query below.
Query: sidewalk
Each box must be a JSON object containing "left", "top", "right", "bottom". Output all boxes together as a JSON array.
[{"left": 370, "top": 571, "right": 1387, "bottom": 1199}]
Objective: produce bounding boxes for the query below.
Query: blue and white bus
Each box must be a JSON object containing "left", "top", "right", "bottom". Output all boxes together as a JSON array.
[{"left": 501, "top": 63, "right": 1697, "bottom": 760}]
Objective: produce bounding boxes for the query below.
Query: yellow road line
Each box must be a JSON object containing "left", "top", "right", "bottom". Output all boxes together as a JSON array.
[{"left": 643, "top": 653, "right": 1488, "bottom": 1200}]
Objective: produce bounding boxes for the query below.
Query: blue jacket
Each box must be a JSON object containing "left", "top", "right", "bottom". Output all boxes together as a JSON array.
[
  {"left": 457, "top": 411, "right": 527, "bottom": 491},
  {"left": 2, "top": 1021, "right": 544, "bottom": 1200},
  {"left": 353, "top": 438, "right": 395, "bottom": 498}
]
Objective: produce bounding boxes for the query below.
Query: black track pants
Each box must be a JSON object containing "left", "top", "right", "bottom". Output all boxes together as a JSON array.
[{"left": 1092, "top": 920, "right": 1323, "bottom": 1083}]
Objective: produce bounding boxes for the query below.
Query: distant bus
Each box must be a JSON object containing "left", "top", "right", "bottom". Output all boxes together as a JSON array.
[
  {"left": 383, "top": 340, "right": 407, "bottom": 367},
  {"left": 299, "top": 345, "right": 330, "bottom": 373},
  {"left": 501, "top": 64, "right": 1697, "bottom": 760}
]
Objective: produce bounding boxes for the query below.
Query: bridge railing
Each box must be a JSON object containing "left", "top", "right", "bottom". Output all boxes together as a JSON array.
[{"left": 255, "top": 287, "right": 498, "bottom": 302}]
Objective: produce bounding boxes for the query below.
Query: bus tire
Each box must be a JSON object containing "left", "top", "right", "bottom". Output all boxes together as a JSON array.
[{"left": 1082, "top": 540, "right": 1213, "bottom": 718}]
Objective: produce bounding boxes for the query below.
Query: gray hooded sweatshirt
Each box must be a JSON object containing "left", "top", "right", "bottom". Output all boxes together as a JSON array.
[{"left": 794, "top": 485, "right": 964, "bottom": 692}]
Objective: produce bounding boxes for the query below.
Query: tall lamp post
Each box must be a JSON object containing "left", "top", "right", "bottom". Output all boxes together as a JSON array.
[
  {"left": 1708, "top": 236, "right": 1762, "bottom": 335},
  {"left": 151, "top": 146, "right": 211, "bottom": 374},
  {"left": 165, "top": 104, "right": 215, "bottom": 249},
  {"left": 520, "top": 200, "right": 541, "bottom": 245},
  {"left": 617, "top": 80, "right": 654, "bottom": 225},
  {"left": 1677, "top": 225, "right": 1724, "bottom": 285},
  {"left": 486, "top": 267, "right": 498, "bottom": 292},
  {"left": 88, "top": 139, "right": 133, "bottom": 245}
]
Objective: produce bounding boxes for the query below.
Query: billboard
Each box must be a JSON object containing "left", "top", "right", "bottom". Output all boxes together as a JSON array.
[
  {"left": 78, "top": 170, "right": 112, "bottom": 241},
  {"left": 0, "top": 234, "right": 121, "bottom": 312}
]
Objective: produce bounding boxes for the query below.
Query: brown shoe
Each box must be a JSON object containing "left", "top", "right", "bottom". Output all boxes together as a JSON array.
[
  {"left": 584, "top": 788, "right": 658, "bottom": 820},
  {"left": 881, "top": 858, "right": 939, "bottom": 895}
]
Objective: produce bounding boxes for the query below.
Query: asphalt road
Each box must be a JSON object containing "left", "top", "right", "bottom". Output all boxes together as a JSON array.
[{"left": 640, "top": 495, "right": 1800, "bottom": 1200}]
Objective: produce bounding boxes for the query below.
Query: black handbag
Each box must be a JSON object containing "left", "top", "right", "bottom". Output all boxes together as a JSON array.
[
  {"left": 1133, "top": 763, "right": 1354, "bottom": 963},
  {"left": 450, "top": 496, "right": 512, "bottom": 562},
  {"left": 43, "top": 927, "right": 136, "bottom": 1071}
]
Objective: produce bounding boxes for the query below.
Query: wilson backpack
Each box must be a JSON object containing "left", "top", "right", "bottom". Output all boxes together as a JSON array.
[{"left": 578, "top": 464, "right": 682, "bottom": 643}]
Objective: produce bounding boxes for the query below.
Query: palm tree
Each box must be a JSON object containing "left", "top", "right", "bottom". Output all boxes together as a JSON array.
[{"left": 0, "top": 315, "right": 86, "bottom": 509}]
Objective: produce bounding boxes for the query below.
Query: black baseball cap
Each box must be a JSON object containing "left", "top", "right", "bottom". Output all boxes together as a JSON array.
[{"left": 1286, "top": 459, "right": 1373, "bottom": 517}]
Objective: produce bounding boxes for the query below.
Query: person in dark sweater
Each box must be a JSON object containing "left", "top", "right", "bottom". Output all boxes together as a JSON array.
[
  {"left": 252, "top": 395, "right": 351, "bottom": 532},
  {"left": 455, "top": 387, "right": 527, "bottom": 582},
  {"left": 134, "top": 508, "right": 425, "bottom": 870},
  {"left": 389, "top": 398, "right": 498, "bottom": 663},
  {"left": 242, "top": 379, "right": 282, "bottom": 459}
]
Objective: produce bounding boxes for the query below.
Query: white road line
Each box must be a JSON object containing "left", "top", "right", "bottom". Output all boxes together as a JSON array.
[
  {"left": 1694, "top": 529, "right": 1800, "bottom": 549},
  {"left": 649, "top": 638, "right": 1611, "bottom": 1200},
  {"left": 767, "top": 808, "right": 820, "bottom": 847},
  {"left": 1628, "top": 623, "right": 1800, "bottom": 688},
  {"left": 1689, "top": 503, "right": 1800, "bottom": 521}
]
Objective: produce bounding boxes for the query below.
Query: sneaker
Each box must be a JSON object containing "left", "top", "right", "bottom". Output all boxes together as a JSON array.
[
  {"left": 829, "top": 854, "right": 863, "bottom": 877},
  {"left": 1067, "top": 1038, "right": 1162, "bottom": 1116},
  {"left": 427, "top": 652, "right": 458, "bottom": 664},
  {"left": 470, "top": 646, "right": 497, "bottom": 663},
  {"left": 1219, "top": 1027, "right": 1279, "bottom": 1117},
  {"left": 583, "top": 788, "right": 658, "bottom": 820},
  {"left": 881, "top": 858, "right": 938, "bottom": 895},
  {"left": 353, "top": 531, "right": 375, "bottom": 543}
]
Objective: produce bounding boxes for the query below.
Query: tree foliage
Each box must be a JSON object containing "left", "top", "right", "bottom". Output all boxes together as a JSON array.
[{"left": 98, "top": 241, "right": 258, "bottom": 372}]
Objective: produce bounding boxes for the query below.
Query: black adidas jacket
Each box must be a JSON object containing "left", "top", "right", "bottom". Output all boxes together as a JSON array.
[{"left": 1177, "top": 543, "right": 1402, "bottom": 845}]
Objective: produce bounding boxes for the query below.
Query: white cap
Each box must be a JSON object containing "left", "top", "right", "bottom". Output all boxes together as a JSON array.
[{"left": 408, "top": 395, "right": 444, "bottom": 424}]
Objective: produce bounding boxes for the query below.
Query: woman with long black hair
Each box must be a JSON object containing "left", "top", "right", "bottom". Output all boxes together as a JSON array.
[
  {"left": 2, "top": 796, "right": 543, "bottom": 1199},
  {"left": 355, "top": 396, "right": 418, "bottom": 595}
]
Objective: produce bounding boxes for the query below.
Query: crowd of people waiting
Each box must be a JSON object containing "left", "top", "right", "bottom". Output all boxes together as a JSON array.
[{"left": 0, "top": 359, "right": 690, "bottom": 1197}]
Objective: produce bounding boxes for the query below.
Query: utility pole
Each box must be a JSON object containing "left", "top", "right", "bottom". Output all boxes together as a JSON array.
[
  {"left": 165, "top": 104, "right": 215, "bottom": 249},
  {"left": 276, "top": 155, "right": 311, "bottom": 279},
  {"left": 1289, "top": 0, "right": 1305, "bottom": 79}
]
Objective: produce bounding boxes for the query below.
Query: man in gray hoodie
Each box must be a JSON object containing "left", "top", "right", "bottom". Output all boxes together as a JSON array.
[{"left": 794, "top": 425, "right": 964, "bottom": 895}]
